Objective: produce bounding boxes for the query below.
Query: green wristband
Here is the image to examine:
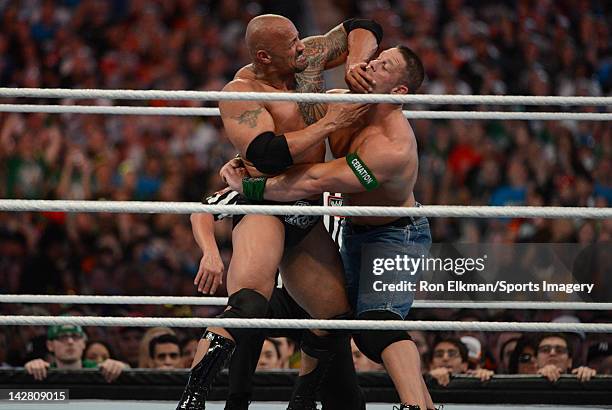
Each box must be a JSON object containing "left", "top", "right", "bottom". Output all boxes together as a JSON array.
[
  {"left": 242, "top": 177, "right": 268, "bottom": 201},
  {"left": 346, "top": 152, "right": 379, "bottom": 191}
]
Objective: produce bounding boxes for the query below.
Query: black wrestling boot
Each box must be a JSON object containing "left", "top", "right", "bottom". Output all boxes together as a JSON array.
[
  {"left": 287, "top": 331, "right": 346, "bottom": 410},
  {"left": 177, "top": 331, "right": 236, "bottom": 410},
  {"left": 225, "top": 397, "right": 249, "bottom": 410},
  {"left": 286, "top": 368, "right": 327, "bottom": 410}
]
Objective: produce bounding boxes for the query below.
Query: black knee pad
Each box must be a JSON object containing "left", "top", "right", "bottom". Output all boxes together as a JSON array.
[
  {"left": 218, "top": 288, "right": 269, "bottom": 341},
  {"left": 353, "top": 310, "right": 412, "bottom": 364},
  {"left": 301, "top": 329, "right": 348, "bottom": 360},
  {"left": 301, "top": 311, "right": 352, "bottom": 359}
]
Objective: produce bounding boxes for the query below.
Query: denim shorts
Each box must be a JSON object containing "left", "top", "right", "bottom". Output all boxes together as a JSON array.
[{"left": 340, "top": 210, "right": 432, "bottom": 318}]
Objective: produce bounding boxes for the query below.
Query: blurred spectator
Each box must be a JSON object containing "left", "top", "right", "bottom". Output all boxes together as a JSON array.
[
  {"left": 138, "top": 327, "right": 176, "bottom": 368},
  {"left": 24, "top": 325, "right": 127, "bottom": 383},
  {"left": 508, "top": 336, "right": 538, "bottom": 375},
  {"left": 586, "top": 341, "right": 612, "bottom": 375},
  {"left": 408, "top": 330, "right": 430, "bottom": 372},
  {"left": 497, "top": 336, "right": 521, "bottom": 374},
  {"left": 84, "top": 341, "right": 114, "bottom": 365},
  {"left": 535, "top": 333, "right": 596, "bottom": 382},
  {"left": 116, "top": 327, "right": 143, "bottom": 368},
  {"left": 428, "top": 337, "right": 493, "bottom": 387},
  {"left": 452, "top": 310, "right": 494, "bottom": 369},
  {"left": 181, "top": 337, "right": 199, "bottom": 369},
  {"left": 0, "top": 330, "right": 8, "bottom": 368},
  {"left": 7, "top": 306, "right": 50, "bottom": 366},
  {"left": 551, "top": 314, "right": 585, "bottom": 359},
  {"left": 272, "top": 337, "right": 297, "bottom": 369},
  {"left": 351, "top": 338, "right": 384, "bottom": 372},
  {"left": 18, "top": 223, "right": 77, "bottom": 294},
  {"left": 256, "top": 338, "right": 282, "bottom": 371},
  {"left": 460, "top": 335, "right": 482, "bottom": 370},
  {"left": 149, "top": 334, "right": 182, "bottom": 369}
]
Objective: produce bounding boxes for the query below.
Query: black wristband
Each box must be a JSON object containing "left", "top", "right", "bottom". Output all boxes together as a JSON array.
[{"left": 343, "top": 18, "right": 383, "bottom": 44}]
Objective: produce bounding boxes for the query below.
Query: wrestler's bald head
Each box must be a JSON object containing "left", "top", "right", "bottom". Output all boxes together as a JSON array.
[{"left": 246, "top": 14, "right": 297, "bottom": 59}]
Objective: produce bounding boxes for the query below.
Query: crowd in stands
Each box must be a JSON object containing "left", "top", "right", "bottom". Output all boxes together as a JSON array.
[
  {"left": 0, "top": 0, "right": 610, "bottom": 388},
  {"left": 2, "top": 322, "right": 610, "bottom": 386}
]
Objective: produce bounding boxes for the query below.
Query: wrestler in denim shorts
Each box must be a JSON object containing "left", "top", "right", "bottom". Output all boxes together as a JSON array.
[{"left": 340, "top": 207, "right": 432, "bottom": 319}]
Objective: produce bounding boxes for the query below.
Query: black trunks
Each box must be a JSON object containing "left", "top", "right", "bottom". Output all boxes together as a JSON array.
[{"left": 232, "top": 195, "right": 322, "bottom": 248}]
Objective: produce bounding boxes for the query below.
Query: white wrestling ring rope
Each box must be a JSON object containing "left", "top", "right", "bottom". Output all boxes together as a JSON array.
[
  {"left": 1, "top": 87, "right": 611, "bottom": 106},
  {"left": 1, "top": 200, "right": 610, "bottom": 219},
  {"left": 1, "top": 90, "right": 608, "bottom": 335},
  {"left": 0, "top": 104, "right": 610, "bottom": 121},
  {"left": 2, "top": 295, "right": 610, "bottom": 311},
  {"left": 1, "top": 316, "right": 610, "bottom": 333}
]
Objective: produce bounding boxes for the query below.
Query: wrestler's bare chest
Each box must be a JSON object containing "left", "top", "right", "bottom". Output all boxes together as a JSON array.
[{"left": 235, "top": 66, "right": 327, "bottom": 164}]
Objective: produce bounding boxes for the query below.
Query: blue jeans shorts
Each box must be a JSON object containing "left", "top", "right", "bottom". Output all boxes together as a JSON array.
[{"left": 340, "top": 209, "right": 432, "bottom": 319}]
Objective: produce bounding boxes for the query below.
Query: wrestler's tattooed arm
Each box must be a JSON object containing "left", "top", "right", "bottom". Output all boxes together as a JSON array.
[
  {"left": 219, "top": 81, "right": 355, "bottom": 170},
  {"left": 295, "top": 27, "right": 347, "bottom": 124},
  {"left": 301, "top": 24, "right": 348, "bottom": 71},
  {"left": 230, "top": 107, "right": 264, "bottom": 129},
  {"left": 297, "top": 24, "right": 378, "bottom": 124},
  {"left": 219, "top": 80, "right": 276, "bottom": 161}
]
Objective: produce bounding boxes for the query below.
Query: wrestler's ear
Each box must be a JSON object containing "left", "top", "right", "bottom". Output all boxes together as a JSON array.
[
  {"left": 391, "top": 84, "right": 409, "bottom": 95},
  {"left": 256, "top": 50, "right": 272, "bottom": 64}
]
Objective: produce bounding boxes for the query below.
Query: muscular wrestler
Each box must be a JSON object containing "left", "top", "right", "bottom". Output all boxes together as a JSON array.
[
  {"left": 191, "top": 196, "right": 360, "bottom": 410},
  {"left": 177, "top": 14, "right": 382, "bottom": 410},
  {"left": 222, "top": 46, "right": 436, "bottom": 410}
]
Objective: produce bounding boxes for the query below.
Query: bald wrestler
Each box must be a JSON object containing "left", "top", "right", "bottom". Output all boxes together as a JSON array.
[{"left": 177, "top": 14, "right": 383, "bottom": 410}]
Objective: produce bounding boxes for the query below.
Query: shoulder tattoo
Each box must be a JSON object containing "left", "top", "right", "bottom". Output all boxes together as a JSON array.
[{"left": 231, "top": 107, "right": 263, "bottom": 128}]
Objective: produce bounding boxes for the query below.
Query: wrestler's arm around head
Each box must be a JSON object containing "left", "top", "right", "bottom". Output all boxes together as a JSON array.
[{"left": 300, "top": 22, "right": 379, "bottom": 93}]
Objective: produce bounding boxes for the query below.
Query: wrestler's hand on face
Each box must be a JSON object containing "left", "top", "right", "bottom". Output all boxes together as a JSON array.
[
  {"left": 345, "top": 62, "right": 376, "bottom": 93},
  {"left": 220, "top": 164, "right": 246, "bottom": 194},
  {"left": 194, "top": 247, "right": 225, "bottom": 295}
]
